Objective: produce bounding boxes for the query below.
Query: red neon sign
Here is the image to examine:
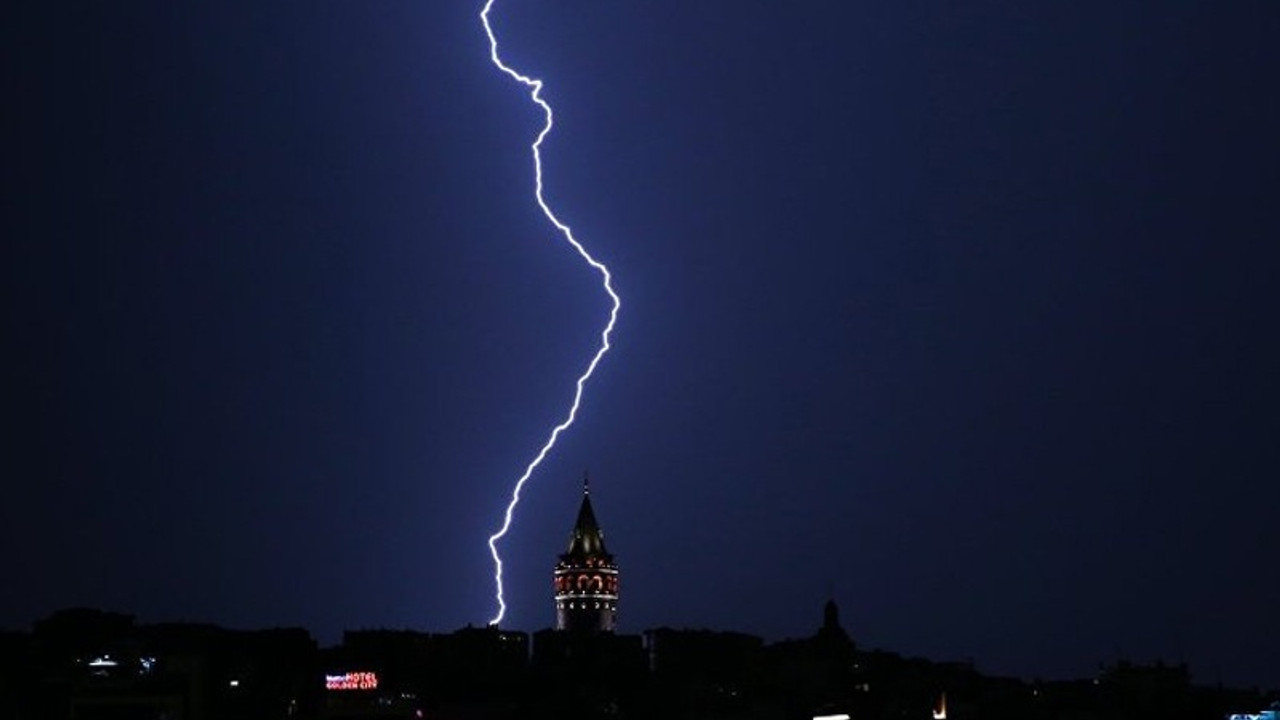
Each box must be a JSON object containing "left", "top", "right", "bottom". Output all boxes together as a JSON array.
[{"left": 325, "top": 671, "right": 379, "bottom": 691}]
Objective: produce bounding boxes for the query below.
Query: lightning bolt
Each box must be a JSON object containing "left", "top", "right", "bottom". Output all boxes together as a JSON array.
[{"left": 480, "top": 0, "right": 621, "bottom": 627}]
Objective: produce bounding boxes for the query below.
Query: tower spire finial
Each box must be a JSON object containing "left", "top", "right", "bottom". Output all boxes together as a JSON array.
[{"left": 583, "top": 470, "right": 590, "bottom": 495}]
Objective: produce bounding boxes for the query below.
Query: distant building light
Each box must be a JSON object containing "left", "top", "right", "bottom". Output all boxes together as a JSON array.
[
  {"left": 229, "top": 679, "right": 240, "bottom": 688},
  {"left": 813, "top": 715, "right": 851, "bottom": 720},
  {"left": 326, "top": 672, "right": 379, "bottom": 691},
  {"left": 88, "top": 656, "right": 118, "bottom": 668}
]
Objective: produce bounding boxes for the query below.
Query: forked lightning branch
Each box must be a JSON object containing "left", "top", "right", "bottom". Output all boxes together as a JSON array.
[{"left": 478, "top": 1, "right": 622, "bottom": 627}]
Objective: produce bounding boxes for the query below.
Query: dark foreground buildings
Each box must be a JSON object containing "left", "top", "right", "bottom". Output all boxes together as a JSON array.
[{"left": 2, "top": 481, "right": 1275, "bottom": 719}]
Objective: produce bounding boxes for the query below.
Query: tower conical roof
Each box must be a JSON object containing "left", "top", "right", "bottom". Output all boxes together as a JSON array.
[{"left": 564, "top": 475, "right": 609, "bottom": 557}]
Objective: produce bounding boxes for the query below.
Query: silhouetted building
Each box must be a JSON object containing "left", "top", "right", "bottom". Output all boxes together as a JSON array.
[
  {"left": 529, "top": 628, "right": 646, "bottom": 719},
  {"left": 643, "top": 628, "right": 767, "bottom": 717},
  {"left": 553, "top": 475, "right": 619, "bottom": 633},
  {"left": 6, "top": 600, "right": 1278, "bottom": 720},
  {"left": 765, "top": 599, "right": 861, "bottom": 718},
  {"left": 9, "top": 609, "right": 320, "bottom": 720},
  {"left": 323, "top": 625, "right": 528, "bottom": 716}
]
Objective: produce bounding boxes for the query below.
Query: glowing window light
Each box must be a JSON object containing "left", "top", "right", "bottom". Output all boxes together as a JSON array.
[{"left": 88, "top": 655, "right": 118, "bottom": 668}]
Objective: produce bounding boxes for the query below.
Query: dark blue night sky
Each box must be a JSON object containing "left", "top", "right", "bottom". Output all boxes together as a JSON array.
[{"left": 4, "top": 1, "right": 1278, "bottom": 689}]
